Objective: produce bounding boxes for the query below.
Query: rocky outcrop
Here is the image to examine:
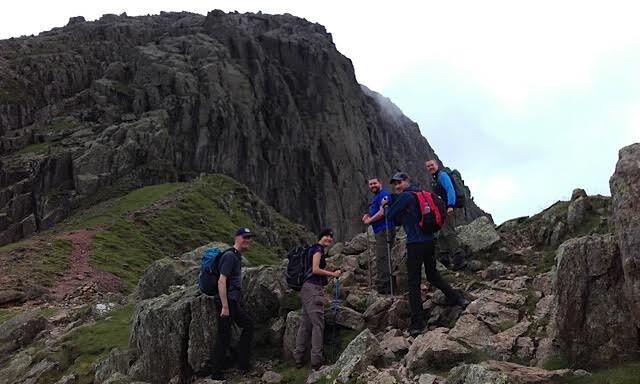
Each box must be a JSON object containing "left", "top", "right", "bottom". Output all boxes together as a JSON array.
[
  {"left": 0, "top": 311, "right": 47, "bottom": 356},
  {"left": 0, "top": 11, "right": 487, "bottom": 244},
  {"left": 553, "top": 234, "right": 640, "bottom": 366},
  {"left": 307, "top": 329, "right": 381, "bottom": 384},
  {"left": 446, "top": 361, "right": 572, "bottom": 384},
  {"left": 456, "top": 216, "right": 501, "bottom": 254},
  {"left": 405, "top": 328, "right": 470, "bottom": 372},
  {"left": 610, "top": 143, "right": 640, "bottom": 327}
]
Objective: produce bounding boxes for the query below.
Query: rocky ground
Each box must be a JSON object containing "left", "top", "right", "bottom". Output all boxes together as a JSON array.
[{"left": 2, "top": 146, "right": 640, "bottom": 384}]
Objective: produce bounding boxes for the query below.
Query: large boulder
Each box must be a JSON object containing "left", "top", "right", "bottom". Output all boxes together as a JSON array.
[
  {"left": 611, "top": 143, "right": 640, "bottom": 327},
  {"left": 0, "top": 311, "right": 47, "bottom": 356},
  {"left": 405, "top": 328, "right": 471, "bottom": 372},
  {"left": 307, "top": 329, "right": 381, "bottom": 384},
  {"left": 554, "top": 234, "right": 640, "bottom": 366},
  {"left": 325, "top": 305, "right": 365, "bottom": 331},
  {"left": 456, "top": 216, "right": 501, "bottom": 253},
  {"left": 446, "top": 361, "right": 571, "bottom": 384},
  {"left": 128, "top": 287, "right": 236, "bottom": 381},
  {"left": 342, "top": 233, "right": 369, "bottom": 255},
  {"left": 282, "top": 311, "right": 301, "bottom": 360}
]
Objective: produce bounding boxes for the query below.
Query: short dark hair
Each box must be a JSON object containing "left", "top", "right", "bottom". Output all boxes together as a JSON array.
[{"left": 367, "top": 176, "right": 380, "bottom": 182}]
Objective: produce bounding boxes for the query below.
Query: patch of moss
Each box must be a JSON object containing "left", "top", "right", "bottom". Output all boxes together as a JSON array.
[
  {"left": 36, "top": 239, "right": 73, "bottom": 284},
  {"left": 18, "top": 142, "right": 49, "bottom": 155},
  {"left": 276, "top": 364, "right": 309, "bottom": 384},
  {"left": 45, "top": 120, "right": 77, "bottom": 132},
  {"left": 543, "top": 355, "right": 570, "bottom": 370},
  {"left": 39, "top": 305, "right": 133, "bottom": 384},
  {"left": 0, "top": 308, "right": 20, "bottom": 325},
  {"left": 323, "top": 328, "right": 359, "bottom": 364},
  {"left": 564, "top": 362, "right": 640, "bottom": 384},
  {"left": 530, "top": 248, "right": 557, "bottom": 274}
]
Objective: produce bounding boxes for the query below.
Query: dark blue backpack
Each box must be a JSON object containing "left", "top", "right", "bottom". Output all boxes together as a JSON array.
[
  {"left": 285, "top": 245, "right": 312, "bottom": 291},
  {"left": 198, "top": 246, "right": 232, "bottom": 296}
]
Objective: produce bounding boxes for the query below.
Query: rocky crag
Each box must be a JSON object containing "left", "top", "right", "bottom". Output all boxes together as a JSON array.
[{"left": 0, "top": 10, "right": 486, "bottom": 246}]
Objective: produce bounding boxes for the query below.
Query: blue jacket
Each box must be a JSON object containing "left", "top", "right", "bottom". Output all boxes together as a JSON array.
[
  {"left": 435, "top": 171, "right": 456, "bottom": 208},
  {"left": 384, "top": 185, "right": 435, "bottom": 244},
  {"left": 369, "top": 189, "right": 394, "bottom": 234}
]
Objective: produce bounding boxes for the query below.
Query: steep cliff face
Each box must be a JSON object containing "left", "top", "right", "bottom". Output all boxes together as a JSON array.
[{"left": 0, "top": 11, "right": 486, "bottom": 244}]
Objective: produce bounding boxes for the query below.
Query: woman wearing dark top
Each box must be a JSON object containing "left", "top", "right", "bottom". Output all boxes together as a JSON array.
[{"left": 293, "top": 229, "right": 342, "bottom": 370}]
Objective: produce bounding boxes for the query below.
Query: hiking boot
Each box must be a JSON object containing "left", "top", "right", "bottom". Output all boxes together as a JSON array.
[
  {"left": 439, "top": 256, "right": 451, "bottom": 268},
  {"left": 295, "top": 360, "right": 305, "bottom": 369},
  {"left": 311, "top": 362, "right": 323, "bottom": 371},
  {"left": 376, "top": 286, "right": 391, "bottom": 295},
  {"left": 210, "top": 371, "right": 225, "bottom": 381},
  {"left": 409, "top": 326, "right": 424, "bottom": 337}
]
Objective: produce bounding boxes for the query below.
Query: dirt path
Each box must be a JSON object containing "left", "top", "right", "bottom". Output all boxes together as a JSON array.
[{"left": 52, "top": 230, "right": 123, "bottom": 301}]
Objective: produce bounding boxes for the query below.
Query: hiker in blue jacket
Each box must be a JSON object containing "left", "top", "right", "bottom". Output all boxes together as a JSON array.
[
  {"left": 362, "top": 177, "right": 396, "bottom": 294},
  {"left": 425, "top": 160, "right": 466, "bottom": 270},
  {"left": 381, "top": 172, "right": 469, "bottom": 336}
]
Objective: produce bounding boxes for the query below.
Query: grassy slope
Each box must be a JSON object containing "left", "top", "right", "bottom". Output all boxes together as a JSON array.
[{"left": 83, "top": 174, "right": 304, "bottom": 289}]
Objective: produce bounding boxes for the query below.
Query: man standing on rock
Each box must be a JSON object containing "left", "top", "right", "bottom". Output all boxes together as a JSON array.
[
  {"left": 381, "top": 172, "right": 469, "bottom": 336},
  {"left": 425, "top": 160, "right": 466, "bottom": 270},
  {"left": 294, "top": 229, "right": 341, "bottom": 370},
  {"left": 362, "top": 177, "right": 396, "bottom": 294},
  {"left": 211, "top": 227, "right": 255, "bottom": 380}
]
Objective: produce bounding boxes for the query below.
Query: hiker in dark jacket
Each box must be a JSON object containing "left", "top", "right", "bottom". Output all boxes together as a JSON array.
[
  {"left": 211, "top": 228, "right": 255, "bottom": 381},
  {"left": 381, "top": 172, "right": 469, "bottom": 336},
  {"left": 362, "top": 177, "right": 396, "bottom": 294},
  {"left": 425, "top": 160, "right": 466, "bottom": 270},
  {"left": 294, "top": 229, "right": 342, "bottom": 370}
]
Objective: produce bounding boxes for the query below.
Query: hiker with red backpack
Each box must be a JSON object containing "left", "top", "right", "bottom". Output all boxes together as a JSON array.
[
  {"left": 381, "top": 172, "right": 469, "bottom": 336},
  {"left": 293, "top": 229, "right": 341, "bottom": 370},
  {"left": 425, "top": 160, "right": 467, "bottom": 270}
]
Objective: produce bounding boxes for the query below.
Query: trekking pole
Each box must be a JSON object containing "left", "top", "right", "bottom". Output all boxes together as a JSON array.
[
  {"left": 366, "top": 226, "right": 372, "bottom": 290},
  {"left": 331, "top": 277, "right": 340, "bottom": 361},
  {"left": 384, "top": 208, "right": 394, "bottom": 297}
]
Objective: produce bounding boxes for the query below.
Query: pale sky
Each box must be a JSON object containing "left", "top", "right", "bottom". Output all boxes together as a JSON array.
[{"left": 2, "top": 1, "right": 639, "bottom": 223}]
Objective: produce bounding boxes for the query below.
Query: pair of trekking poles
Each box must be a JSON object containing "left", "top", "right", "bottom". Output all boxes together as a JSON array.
[{"left": 365, "top": 207, "right": 395, "bottom": 297}]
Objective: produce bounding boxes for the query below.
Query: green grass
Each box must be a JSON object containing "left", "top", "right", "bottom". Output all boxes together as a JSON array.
[
  {"left": 39, "top": 305, "right": 133, "bottom": 384},
  {"left": 277, "top": 364, "right": 309, "bottom": 384},
  {"left": 18, "top": 142, "right": 49, "bottom": 155},
  {"left": 37, "top": 239, "right": 73, "bottom": 284},
  {"left": 67, "top": 183, "right": 181, "bottom": 229},
  {"left": 564, "top": 362, "right": 640, "bottom": 384},
  {"left": 85, "top": 174, "right": 305, "bottom": 290},
  {"left": 543, "top": 355, "right": 570, "bottom": 371},
  {"left": 41, "top": 120, "right": 78, "bottom": 132},
  {"left": 0, "top": 308, "right": 20, "bottom": 325}
]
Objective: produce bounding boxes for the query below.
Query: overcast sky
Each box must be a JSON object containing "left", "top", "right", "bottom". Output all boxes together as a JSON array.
[{"left": 2, "top": 1, "right": 638, "bottom": 223}]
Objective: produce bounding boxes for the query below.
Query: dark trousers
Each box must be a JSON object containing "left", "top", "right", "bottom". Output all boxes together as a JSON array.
[
  {"left": 212, "top": 299, "right": 254, "bottom": 373},
  {"left": 407, "top": 241, "right": 459, "bottom": 328}
]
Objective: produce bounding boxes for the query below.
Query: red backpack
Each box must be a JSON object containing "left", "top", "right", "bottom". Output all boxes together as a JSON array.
[{"left": 411, "top": 191, "right": 447, "bottom": 234}]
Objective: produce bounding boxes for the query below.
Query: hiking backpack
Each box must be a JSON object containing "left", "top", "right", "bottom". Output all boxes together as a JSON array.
[
  {"left": 285, "top": 245, "right": 312, "bottom": 291},
  {"left": 411, "top": 190, "right": 447, "bottom": 234},
  {"left": 448, "top": 170, "right": 467, "bottom": 209},
  {"left": 198, "top": 246, "right": 232, "bottom": 296}
]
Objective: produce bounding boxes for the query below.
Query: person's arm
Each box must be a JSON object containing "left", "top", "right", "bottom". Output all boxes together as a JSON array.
[
  {"left": 311, "top": 251, "right": 341, "bottom": 277},
  {"left": 438, "top": 172, "right": 456, "bottom": 208},
  {"left": 218, "top": 275, "right": 229, "bottom": 318},
  {"left": 382, "top": 192, "right": 409, "bottom": 221}
]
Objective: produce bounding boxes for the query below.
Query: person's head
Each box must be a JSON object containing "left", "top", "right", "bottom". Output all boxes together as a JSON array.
[
  {"left": 317, "top": 228, "right": 334, "bottom": 247},
  {"left": 233, "top": 227, "right": 253, "bottom": 252},
  {"left": 389, "top": 172, "right": 411, "bottom": 193},
  {"left": 367, "top": 177, "right": 382, "bottom": 193},
  {"left": 425, "top": 160, "right": 439, "bottom": 175}
]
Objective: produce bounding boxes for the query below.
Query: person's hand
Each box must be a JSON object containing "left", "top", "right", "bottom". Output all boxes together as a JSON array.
[
  {"left": 447, "top": 207, "right": 454, "bottom": 216},
  {"left": 362, "top": 214, "right": 371, "bottom": 224},
  {"left": 333, "top": 270, "right": 342, "bottom": 278},
  {"left": 221, "top": 306, "right": 230, "bottom": 318}
]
